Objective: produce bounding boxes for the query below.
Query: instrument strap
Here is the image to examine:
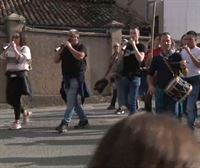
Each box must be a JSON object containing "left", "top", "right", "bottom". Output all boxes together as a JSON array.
[{"left": 163, "top": 57, "right": 175, "bottom": 77}]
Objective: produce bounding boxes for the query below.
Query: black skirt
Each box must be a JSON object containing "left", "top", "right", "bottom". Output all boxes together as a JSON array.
[{"left": 6, "top": 71, "right": 32, "bottom": 105}]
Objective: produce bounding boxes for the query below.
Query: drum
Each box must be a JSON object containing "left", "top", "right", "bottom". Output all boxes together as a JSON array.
[{"left": 164, "top": 76, "right": 192, "bottom": 102}]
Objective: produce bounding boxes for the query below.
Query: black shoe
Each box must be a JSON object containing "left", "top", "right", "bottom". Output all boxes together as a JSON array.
[
  {"left": 107, "top": 105, "right": 116, "bottom": 110},
  {"left": 74, "top": 120, "right": 89, "bottom": 129},
  {"left": 115, "top": 108, "right": 125, "bottom": 115},
  {"left": 55, "top": 120, "right": 68, "bottom": 133}
]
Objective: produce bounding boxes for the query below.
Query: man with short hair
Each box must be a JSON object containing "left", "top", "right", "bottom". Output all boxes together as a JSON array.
[
  {"left": 148, "top": 32, "right": 187, "bottom": 115},
  {"left": 121, "top": 27, "right": 146, "bottom": 115},
  {"left": 181, "top": 30, "right": 200, "bottom": 129},
  {"left": 54, "top": 29, "right": 89, "bottom": 133}
]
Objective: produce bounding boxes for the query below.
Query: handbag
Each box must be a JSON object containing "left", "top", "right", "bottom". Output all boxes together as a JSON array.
[
  {"left": 94, "top": 78, "right": 108, "bottom": 94},
  {"left": 21, "top": 73, "right": 32, "bottom": 96}
]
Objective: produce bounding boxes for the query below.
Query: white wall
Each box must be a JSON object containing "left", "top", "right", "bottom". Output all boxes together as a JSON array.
[{"left": 164, "top": 0, "right": 200, "bottom": 40}]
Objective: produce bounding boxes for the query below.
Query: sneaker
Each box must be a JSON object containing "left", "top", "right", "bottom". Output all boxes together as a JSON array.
[
  {"left": 115, "top": 108, "right": 125, "bottom": 115},
  {"left": 55, "top": 120, "right": 68, "bottom": 133},
  {"left": 23, "top": 111, "right": 32, "bottom": 124},
  {"left": 74, "top": 120, "right": 89, "bottom": 129},
  {"left": 9, "top": 120, "right": 22, "bottom": 130},
  {"left": 107, "top": 106, "right": 116, "bottom": 110},
  {"left": 24, "top": 111, "right": 32, "bottom": 116}
]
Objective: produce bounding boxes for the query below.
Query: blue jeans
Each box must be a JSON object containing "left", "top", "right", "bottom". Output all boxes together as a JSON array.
[
  {"left": 155, "top": 87, "right": 176, "bottom": 115},
  {"left": 116, "top": 78, "right": 124, "bottom": 107},
  {"left": 63, "top": 77, "right": 88, "bottom": 124},
  {"left": 121, "top": 76, "right": 141, "bottom": 115},
  {"left": 185, "top": 78, "right": 200, "bottom": 129}
]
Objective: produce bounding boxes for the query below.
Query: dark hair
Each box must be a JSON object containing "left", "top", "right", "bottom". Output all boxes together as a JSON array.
[
  {"left": 180, "top": 34, "right": 186, "bottom": 41},
  {"left": 88, "top": 113, "right": 200, "bottom": 168},
  {"left": 130, "top": 26, "right": 140, "bottom": 32},
  {"left": 186, "top": 30, "right": 197, "bottom": 37},
  {"left": 12, "top": 31, "right": 26, "bottom": 46},
  {"left": 180, "top": 34, "right": 187, "bottom": 47},
  {"left": 19, "top": 32, "right": 26, "bottom": 46}
]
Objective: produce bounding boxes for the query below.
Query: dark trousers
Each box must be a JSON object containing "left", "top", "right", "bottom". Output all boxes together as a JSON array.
[
  {"left": 110, "top": 88, "right": 117, "bottom": 107},
  {"left": 6, "top": 76, "right": 25, "bottom": 120},
  {"left": 144, "top": 93, "right": 152, "bottom": 112}
]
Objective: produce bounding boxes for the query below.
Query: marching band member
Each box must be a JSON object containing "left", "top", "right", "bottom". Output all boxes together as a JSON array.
[
  {"left": 181, "top": 30, "right": 200, "bottom": 130},
  {"left": 121, "top": 27, "right": 146, "bottom": 115},
  {"left": 0, "top": 32, "right": 32, "bottom": 129},
  {"left": 54, "top": 29, "right": 90, "bottom": 133},
  {"left": 148, "top": 32, "right": 188, "bottom": 115}
]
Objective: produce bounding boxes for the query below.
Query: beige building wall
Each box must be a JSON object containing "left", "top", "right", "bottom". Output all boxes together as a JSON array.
[
  {"left": 24, "top": 29, "right": 111, "bottom": 96},
  {"left": 0, "top": 32, "right": 8, "bottom": 102},
  {"left": 0, "top": 27, "right": 112, "bottom": 105}
]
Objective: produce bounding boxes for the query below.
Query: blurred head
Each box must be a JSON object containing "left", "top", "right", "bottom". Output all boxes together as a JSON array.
[
  {"left": 154, "top": 34, "right": 161, "bottom": 49},
  {"left": 171, "top": 39, "right": 176, "bottom": 50},
  {"left": 185, "top": 30, "right": 198, "bottom": 49},
  {"left": 160, "top": 32, "right": 172, "bottom": 53},
  {"left": 130, "top": 27, "right": 140, "bottom": 42},
  {"left": 88, "top": 113, "right": 200, "bottom": 168},
  {"left": 180, "top": 34, "right": 187, "bottom": 47},
  {"left": 68, "top": 29, "right": 79, "bottom": 46},
  {"left": 11, "top": 32, "right": 26, "bottom": 46},
  {"left": 113, "top": 42, "right": 120, "bottom": 53}
]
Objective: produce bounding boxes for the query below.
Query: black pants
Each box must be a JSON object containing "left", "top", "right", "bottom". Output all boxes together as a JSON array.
[
  {"left": 6, "top": 76, "right": 25, "bottom": 120},
  {"left": 144, "top": 93, "right": 152, "bottom": 112},
  {"left": 110, "top": 88, "right": 117, "bottom": 107}
]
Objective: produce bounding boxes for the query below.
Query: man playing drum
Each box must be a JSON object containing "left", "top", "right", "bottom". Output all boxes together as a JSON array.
[{"left": 148, "top": 32, "right": 188, "bottom": 116}]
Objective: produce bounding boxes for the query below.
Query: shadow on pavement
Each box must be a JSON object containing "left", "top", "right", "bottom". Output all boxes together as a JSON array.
[{"left": 0, "top": 155, "right": 91, "bottom": 167}]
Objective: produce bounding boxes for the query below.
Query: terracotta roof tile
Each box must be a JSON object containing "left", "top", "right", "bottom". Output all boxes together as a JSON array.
[{"left": 0, "top": 0, "right": 149, "bottom": 32}]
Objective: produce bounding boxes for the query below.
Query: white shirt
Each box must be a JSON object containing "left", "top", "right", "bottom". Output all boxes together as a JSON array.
[
  {"left": 181, "top": 47, "right": 200, "bottom": 77},
  {"left": 3, "top": 45, "right": 31, "bottom": 72}
]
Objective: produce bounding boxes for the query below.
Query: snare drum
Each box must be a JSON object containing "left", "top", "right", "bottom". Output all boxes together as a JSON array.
[{"left": 164, "top": 76, "right": 192, "bottom": 102}]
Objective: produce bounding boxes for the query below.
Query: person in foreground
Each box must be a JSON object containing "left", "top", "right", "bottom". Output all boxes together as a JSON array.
[
  {"left": 0, "top": 32, "right": 32, "bottom": 129},
  {"left": 88, "top": 113, "right": 200, "bottom": 168},
  {"left": 54, "top": 29, "right": 89, "bottom": 133}
]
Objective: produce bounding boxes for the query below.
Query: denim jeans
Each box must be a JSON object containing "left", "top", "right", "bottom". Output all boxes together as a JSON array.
[
  {"left": 121, "top": 76, "right": 141, "bottom": 115},
  {"left": 185, "top": 78, "right": 200, "bottom": 129},
  {"left": 155, "top": 87, "right": 176, "bottom": 116},
  {"left": 116, "top": 78, "right": 124, "bottom": 107},
  {"left": 63, "top": 77, "right": 88, "bottom": 124}
]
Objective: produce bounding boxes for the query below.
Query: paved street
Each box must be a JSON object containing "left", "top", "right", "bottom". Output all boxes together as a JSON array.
[
  {"left": 1, "top": 103, "right": 200, "bottom": 168},
  {"left": 0, "top": 103, "right": 125, "bottom": 168}
]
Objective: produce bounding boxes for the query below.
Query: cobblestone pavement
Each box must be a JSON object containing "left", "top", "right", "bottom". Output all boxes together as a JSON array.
[{"left": 0, "top": 103, "right": 200, "bottom": 168}]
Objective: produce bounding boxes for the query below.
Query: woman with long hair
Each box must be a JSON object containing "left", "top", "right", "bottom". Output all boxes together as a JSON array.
[{"left": 0, "top": 31, "right": 32, "bottom": 129}]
